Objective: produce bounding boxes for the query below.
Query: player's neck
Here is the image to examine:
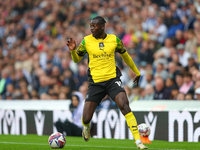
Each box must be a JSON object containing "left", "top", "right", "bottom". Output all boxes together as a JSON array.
[{"left": 95, "top": 33, "right": 107, "bottom": 39}]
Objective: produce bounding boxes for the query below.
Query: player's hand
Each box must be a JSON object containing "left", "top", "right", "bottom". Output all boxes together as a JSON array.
[
  {"left": 66, "top": 38, "right": 76, "bottom": 51},
  {"left": 133, "top": 75, "right": 140, "bottom": 86}
]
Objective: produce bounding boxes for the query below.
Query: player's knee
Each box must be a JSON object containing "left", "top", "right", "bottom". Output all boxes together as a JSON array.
[
  {"left": 122, "top": 101, "right": 130, "bottom": 111},
  {"left": 119, "top": 100, "right": 131, "bottom": 115}
]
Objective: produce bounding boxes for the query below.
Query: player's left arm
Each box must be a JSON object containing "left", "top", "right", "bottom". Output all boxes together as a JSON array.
[{"left": 116, "top": 37, "right": 140, "bottom": 85}]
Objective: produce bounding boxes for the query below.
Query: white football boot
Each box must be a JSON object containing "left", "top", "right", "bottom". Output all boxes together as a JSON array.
[{"left": 137, "top": 142, "right": 148, "bottom": 149}]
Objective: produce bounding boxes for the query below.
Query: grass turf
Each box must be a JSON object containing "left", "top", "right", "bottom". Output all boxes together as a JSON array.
[{"left": 0, "top": 134, "right": 199, "bottom": 150}]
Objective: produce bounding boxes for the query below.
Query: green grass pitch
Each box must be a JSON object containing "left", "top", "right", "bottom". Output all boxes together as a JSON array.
[{"left": 0, "top": 134, "right": 199, "bottom": 150}]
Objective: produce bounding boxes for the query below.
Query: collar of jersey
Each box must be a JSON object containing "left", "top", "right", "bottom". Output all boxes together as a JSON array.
[{"left": 93, "top": 34, "right": 107, "bottom": 41}]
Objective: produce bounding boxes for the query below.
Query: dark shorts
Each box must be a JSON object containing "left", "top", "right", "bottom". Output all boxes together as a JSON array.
[{"left": 85, "top": 77, "right": 125, "bottom": 104}]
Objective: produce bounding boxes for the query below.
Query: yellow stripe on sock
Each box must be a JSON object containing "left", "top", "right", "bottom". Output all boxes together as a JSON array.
[
  {"left": 81, "top": 117, "right": 90, "bottom": 126},
  {"left": 125, "top": 112, "right": 141, "bottom": 141}
]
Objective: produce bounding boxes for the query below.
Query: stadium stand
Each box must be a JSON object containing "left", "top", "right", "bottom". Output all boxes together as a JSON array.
[{"left": 0, "top": 0, "right": 200, "bottom": 101}]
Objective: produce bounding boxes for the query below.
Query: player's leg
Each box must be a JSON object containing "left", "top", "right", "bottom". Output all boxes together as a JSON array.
[
  {"left": 81, "top": 101, "right": 98, "bottom": 141},
  {"left": 114, "top": 92, "right": 148, "bottom": 149},
  {"left": 114, "top": 92, "right": 140, "bottom": 140},
  {"left": 106, "top": 78, "right": 148, "bottom": 149},
  {"left": 82, "top": 83, "right": 107, "bottom": 142},
  {"left": 82, "top": 101, "right": 98, "bottom": 125}
]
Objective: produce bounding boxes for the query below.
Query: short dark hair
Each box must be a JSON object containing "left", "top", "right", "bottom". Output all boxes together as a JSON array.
[
  {"left": 176, "top": 73, "right": 184, "bottom": 78},
  {"left": 184, "top": 72, "right": 192, "bottom": 78},
  {"left": 92, "top": 16, "right": 106, "bottom": 25}
]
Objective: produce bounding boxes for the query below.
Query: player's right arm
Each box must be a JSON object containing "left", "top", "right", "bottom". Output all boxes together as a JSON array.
[{"left": 67, "top": 38, "right": 87, "bottom": 63}]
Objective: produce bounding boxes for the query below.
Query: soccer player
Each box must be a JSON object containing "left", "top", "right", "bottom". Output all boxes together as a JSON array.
[{"left": 67, "top": 16, "right": 148, "bottom": 149}]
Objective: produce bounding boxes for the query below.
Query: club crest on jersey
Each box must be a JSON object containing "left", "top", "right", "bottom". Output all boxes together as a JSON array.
[{"left": 99, "top": 42, "right": 105, "bottom": 51}]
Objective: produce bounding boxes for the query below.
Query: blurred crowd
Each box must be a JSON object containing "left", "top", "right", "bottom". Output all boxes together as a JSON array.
[{"left": 0, "top": 0, "right": 200, "bottom": 102}]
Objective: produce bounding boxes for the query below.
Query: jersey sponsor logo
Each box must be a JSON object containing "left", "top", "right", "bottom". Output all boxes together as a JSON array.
[
  {"left": 93, "top": 52, "right": 112, "bottom": 61},
  {"left": 99, "top": 42, "right": 105, "bottom": 51},
  {"left": 93, "top": 53, "right": 111, "bottom": 59}
]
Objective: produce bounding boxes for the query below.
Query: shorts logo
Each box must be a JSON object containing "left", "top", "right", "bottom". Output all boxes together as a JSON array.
[
  {"left": 86, "top": 94, "right": 89, "bottom": 99},
  {"left": 115, "top": 81, "right": 123, "bottom": 88}
]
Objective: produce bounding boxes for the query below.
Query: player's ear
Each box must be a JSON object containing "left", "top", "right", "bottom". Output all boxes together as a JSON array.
[{"left": 102, "top": 24, "right": 105, "bottom": 30}]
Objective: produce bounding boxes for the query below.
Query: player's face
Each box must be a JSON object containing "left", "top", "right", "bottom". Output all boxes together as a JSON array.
[{"left": 90, "top": 20, "right": 103, "bottom": 38}]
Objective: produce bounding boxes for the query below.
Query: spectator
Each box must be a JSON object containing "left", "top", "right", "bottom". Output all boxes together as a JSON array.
[
  {"left": 145, "top": 71, "right": 154, "bottom": 86},
  {"left": 154, "top": 63, "right": 168, "bottom": 81},
  {"left": 130, "top": 87, "right": 141, "bottom": 101},
  {"left": 128, "top": 48, "right": 140, "bottom": 68},
  {"left": 164, "top": 10, "right": 173, "bottom": 28},
  {"left": 177, "top": 2, "right": 190, "bottom": 20},
  {"left": 148, "top": 34, "right": 162, "bottom": 54},
  {"left": 63, "top": 69, "right": 75, "bottom": 95},
  {"left": 61, "top": 58, "right": 70, "bottom": 73},
  {"left": 175, "top": 73, "right": 184, "bottom": 88},
  {"left": 176, "top": 92, "right": 185, "bottom": 100},
  {"left": 20, "top": 85, "right": 30, "bottom": 98},
  {"left": 31, "top": 89, "right": 39, "bottom": 99},
  {"left": 75, "top": 64, "right": 88, "bottom": 90},
  {"left": 170, "top": 85, "right": 179, "bottom": 99},
  {"left": 165, "top": 77, "right": 175, "bottom": 91},
  {"left": 179, "top": 73, "right": 194, "bottom": 94},
  {"left": 122, "top": 27, "right": 134, "bottom": 47},
  {"left": 79, "top": 84, "right": 88, "bottom": 100},
  {"left": 174, "top": 30, "right": 186, "bottom": 45},
  {"left": 55, "top": 92, "right": 83, "bottom": 136},
  {"left": 137, "top": 61, "right": 147, "bottom": 88},
  {"left": 138, "top": 41, "right": 154, "bottom": 64},
  {"left": 142, "top": 9, "right": 157, "bottom": 32},
  {"left": 185, "top": 30, "right": 197, "bottom": 54},
  {"left": 124, "top": 86, "right": 134, "bottom": 102},
  {"left": 176, "top": 43, "right": 191, "bottom": 67},
  {"left": 58, "top": 92, "right": 67, "bottom": 100},
  {"left": 139, "top": 88, "right": 146, "bottom": 100},
  {"left": 52, "top": 66, "right": 61, "bottom": 82},
  {"left": 5, "top": 83, "right": 15, "bottom": 98},
  {"left": 144, "top": 84, "right": 154, "bottom": 100},
  {"left": 153, "top": 38, "right": 172, "bottom": 67},
  {"left": 185, "top": 93, "right": 193, "bottom": 100},
  {"left": 195, "top": 87, "right": 200, "bottom": 100},
  {"left": 60, "top": 86, "right": 70, "bottom": 99},
  {"left": 193, "top": 20, "right": 200, "bottom": 35},
  {"left": 14, "top": 69, "right": 28, "bottom": 89},
  {"left": 38, "top": 76, "right": 49, "bottom": 96},
  {"left": 5, "top": 93, "right": 13, "bottom": 100},
  {"left": 168, "top": 62, "right": 179, "bottom": 82},
  {"left": 169, "top": 2, "right": 179, "bottom": 19},
  {"left": 187, "top": 57, "right": 199, "bottom": 71},
  {"left": 50, "top": 93, "right": 58, "bottom": 100},
  {"left": 151, "top": 16, "right": 167, "bottom": 43},
  {"left": 184, "top": 7, "right": 197, "bottom": 30},
  {"left": 0, "top": 69, "right": 12, "bottom": 97},
  {"left": 167, "top": 17, "right": 184, "bottom": 38},
  {"left": 40, "top": 93, "right": 51, "bottom": 100},
  {"left": 154, "top": 77, "right": 171, "bottom": 100}
]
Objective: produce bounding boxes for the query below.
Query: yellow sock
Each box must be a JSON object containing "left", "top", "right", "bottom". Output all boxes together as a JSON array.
[
  {"left": 125, "top": 112, "right": 141, "bottom": 141},
  {"left": 81, "top": 117, "right": 90, "bottom": 126}
]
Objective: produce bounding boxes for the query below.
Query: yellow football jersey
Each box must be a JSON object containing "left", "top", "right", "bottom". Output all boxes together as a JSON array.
[{"left": 75, "top": 34, "right": 126, "bottom": 83}]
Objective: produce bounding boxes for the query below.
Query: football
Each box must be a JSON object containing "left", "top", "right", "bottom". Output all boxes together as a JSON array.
[
  {"left": 48, "top": 132, "right": 66, "bottom": 149},
  {"left": 138, "top": 123, "right": 150, "bottom": 137}
]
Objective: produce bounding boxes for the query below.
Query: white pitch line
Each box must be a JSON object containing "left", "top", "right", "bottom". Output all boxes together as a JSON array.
[{"left": 0, "top": 142, "right": 187, "bottom": 150}]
